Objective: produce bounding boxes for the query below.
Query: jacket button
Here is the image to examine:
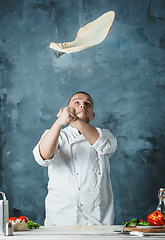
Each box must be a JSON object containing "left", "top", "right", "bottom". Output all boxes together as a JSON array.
[
  {"left": 96, "top": 203, "right": 101, "bottom": 206},
  {"left": 78, "top": 203, "right": 83, "bottom": 207}
]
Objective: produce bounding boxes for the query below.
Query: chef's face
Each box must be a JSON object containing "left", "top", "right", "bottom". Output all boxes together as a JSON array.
[{"left": 68, "top": 93, "right": 95, "bottom": 123}]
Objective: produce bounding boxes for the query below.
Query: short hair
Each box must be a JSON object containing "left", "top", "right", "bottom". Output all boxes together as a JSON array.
[{"left": 68, "top": 91, "right": 93, "bottom": 105}]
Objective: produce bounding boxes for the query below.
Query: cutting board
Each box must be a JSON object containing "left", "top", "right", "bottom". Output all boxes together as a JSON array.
[{"left": 123, "top": 226, "right": 165, "bottom": 233}]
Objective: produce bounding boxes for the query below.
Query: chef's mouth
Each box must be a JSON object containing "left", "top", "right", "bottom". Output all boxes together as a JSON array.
[{"left": 77, "top": 111, "right": 87, "bottom": 114}]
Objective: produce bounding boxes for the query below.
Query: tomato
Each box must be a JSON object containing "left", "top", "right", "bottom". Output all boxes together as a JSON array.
[
  {"left": 9, "top": 217, "right": 17, "bottom": 224},
  {"left": 18, "top": 216, "right": 29, "bottom": 223}
]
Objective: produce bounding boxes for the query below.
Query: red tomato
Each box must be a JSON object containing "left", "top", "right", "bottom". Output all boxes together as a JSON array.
[
  {"left": 18, "top": 216, "right": 29, "bottom": 223},
  {"left": 9, "top": 217, "right": 17, "bottom": 224}
]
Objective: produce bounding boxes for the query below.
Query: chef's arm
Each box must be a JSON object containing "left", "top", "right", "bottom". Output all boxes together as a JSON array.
[
  {"left": 39, "top": 119, "right": 63, "bottom": 160},
  {"left": 92, "top": 128, "right": 117, "bottom": 156},
  {"left": 39, "top": 107, "right": 77, "bottom": 160},
  {"left": 70, "top": 118, "right": 100, "bottom": 145},
  {"left": 71, "top": 118, "right": 117, "bottom": 155}
]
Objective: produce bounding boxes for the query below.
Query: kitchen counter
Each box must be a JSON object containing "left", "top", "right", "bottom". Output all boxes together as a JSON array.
[{"left": 1, "top": 225, "right": 165, "bottom": 240}]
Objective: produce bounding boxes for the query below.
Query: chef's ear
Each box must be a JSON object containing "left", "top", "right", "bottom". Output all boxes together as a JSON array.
[{"left": 93, "top": 112, "right": 95, "bottom": 119}]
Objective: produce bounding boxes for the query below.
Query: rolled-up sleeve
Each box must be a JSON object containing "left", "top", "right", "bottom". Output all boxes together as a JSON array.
[
  {"left": 33, "top": 130, "right": 60, "bottom": 167},
  {"left": 92, "top": 128, "right": 117, "bottom": 156}
]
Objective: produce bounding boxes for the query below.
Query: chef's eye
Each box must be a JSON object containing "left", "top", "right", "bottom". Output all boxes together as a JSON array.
[
  {"left": 85, "top": 102, "right": 91, "bottom": 107},
  {"left": 74, "top": 101, "right": 79, "bottom": 105}
]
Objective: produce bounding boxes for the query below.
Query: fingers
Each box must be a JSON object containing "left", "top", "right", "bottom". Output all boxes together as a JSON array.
[
  {"left": 57, "top": 107, "right": 77, "bottom": 123},
  {"left": 71, "top": 115, "right": 78, "bottom": 122},
  {"left": 57, "top": 108, "right": 64, "bottom": 118},
  {"left": 67, "top": 107, "right": 76, "bottom": 118}
]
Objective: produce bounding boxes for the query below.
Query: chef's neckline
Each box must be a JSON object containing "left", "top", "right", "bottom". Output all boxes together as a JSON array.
[{"left": 67, "top": 124, "right": 81, "bottom": 134}]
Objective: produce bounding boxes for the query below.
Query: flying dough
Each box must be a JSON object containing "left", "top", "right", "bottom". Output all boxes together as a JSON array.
[{"left": 50, "top": 11, "right": 115, "bottom": 54}]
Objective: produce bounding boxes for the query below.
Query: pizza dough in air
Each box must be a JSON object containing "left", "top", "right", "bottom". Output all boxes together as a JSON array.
[{"left": 50, "top": 11, "right": 115, "bottom": 54}]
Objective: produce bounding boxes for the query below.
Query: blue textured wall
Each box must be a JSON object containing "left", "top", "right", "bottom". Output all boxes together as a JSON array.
[{"left": 0, "top": 0, "right": 165, "bottom": 225}]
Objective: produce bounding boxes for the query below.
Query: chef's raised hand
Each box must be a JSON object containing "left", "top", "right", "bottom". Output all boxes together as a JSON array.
[{"left": 57, "top": 107, "right": 77, "bottom": 126}]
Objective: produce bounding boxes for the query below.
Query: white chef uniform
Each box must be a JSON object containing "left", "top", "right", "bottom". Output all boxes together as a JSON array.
[{"left": 33, "top": 125, "right": 117, "bottom": 226}]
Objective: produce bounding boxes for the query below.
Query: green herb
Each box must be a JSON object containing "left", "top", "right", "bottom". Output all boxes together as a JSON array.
[
  {"left": 27, "top": 220, "right": 40, "bottom": 229},
  {"left": 123, "top": 218, "right": 151, "bottom": 227},
  {"left": 138, "top": 221, "right": 151, "bottom": 226}
]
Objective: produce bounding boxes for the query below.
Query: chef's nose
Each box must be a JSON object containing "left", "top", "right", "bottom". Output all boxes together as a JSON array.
[{"left": 80, "top": 103, "right": 86, "bottom": 109}]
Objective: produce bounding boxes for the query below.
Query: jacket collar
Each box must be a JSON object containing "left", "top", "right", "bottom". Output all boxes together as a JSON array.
[
  {"left": 66, "top": 124, "right": 81, "bottom": 135},
  {"left": 65, "top": 125, "right": 86, "bottom": 144}
]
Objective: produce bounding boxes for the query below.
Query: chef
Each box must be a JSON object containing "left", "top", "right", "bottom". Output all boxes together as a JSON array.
[{"left": 33, "top": 91, "right": 117, "bottom": 226}]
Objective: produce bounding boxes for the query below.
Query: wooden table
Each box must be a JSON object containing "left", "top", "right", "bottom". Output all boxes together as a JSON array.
[{"left": 1, "top": 225, "right": 165, "bottom": 239}]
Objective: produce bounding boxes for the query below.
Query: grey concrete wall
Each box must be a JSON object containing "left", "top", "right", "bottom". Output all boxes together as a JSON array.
[{"left": 0, "top": 0, "right": 165, "bottom": 225}]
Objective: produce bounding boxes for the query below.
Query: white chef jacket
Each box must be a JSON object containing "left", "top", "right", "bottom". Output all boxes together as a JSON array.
[{"left": 33, "top": 125, "right": 117, "bottom": 226}]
